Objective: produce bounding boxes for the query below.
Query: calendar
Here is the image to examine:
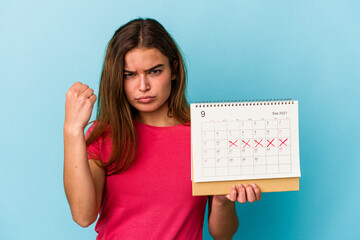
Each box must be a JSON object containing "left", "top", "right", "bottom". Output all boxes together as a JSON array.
[{"left": 191, "top": 100, "right": 301, "bottom": 182}]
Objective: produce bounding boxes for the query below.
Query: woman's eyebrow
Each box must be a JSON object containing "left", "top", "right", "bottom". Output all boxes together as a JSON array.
[
  {"left": 124, "top": 64, "right": 164, "bottom": 73},
  {"left": 145, "top": 64, "right": 164, "bottom": 72}
]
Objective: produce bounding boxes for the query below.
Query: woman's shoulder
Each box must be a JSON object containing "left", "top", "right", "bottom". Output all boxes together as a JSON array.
[{"left": 85, "top": 121, "right": 112, "bottom": 140}]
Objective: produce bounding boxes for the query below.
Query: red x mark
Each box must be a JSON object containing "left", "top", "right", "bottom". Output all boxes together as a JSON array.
[
  {"left": 242, "top": 140, "right": 251, "bottom": 148},
  {"left": 279, "top": 138, "right": 288, "bottom": 146},
  {"left": 267, "top": 139, "right": 275, "bottom": 147},
  {"left": 254, "top": 139, "right": 263, "bottom": 147},
  {"left": 229, "top": 140, "right": 238, "bottom": 148}
]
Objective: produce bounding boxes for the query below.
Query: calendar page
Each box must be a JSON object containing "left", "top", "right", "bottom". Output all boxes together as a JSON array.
[{"left": 191, "top": 100, "right": 301, "bottom": 182}]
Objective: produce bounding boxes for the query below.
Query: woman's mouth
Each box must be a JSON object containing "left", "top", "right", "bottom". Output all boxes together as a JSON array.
[{"left": 136, "top": 96, "right": 155, "bottom": 103}]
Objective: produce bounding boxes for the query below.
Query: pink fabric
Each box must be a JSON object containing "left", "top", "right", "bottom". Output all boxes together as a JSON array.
[{"left": 85, "top": 120, "right": 208, "bottom": 240}]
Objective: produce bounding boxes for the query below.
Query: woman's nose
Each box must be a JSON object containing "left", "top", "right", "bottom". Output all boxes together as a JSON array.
[{"left": 139, "top": 74, "right": 150, "bottom": 92}]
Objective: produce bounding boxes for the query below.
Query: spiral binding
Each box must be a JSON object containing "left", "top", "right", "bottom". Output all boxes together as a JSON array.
[{"left": 193, "top": 98, "right": 294, "bottom": 108}]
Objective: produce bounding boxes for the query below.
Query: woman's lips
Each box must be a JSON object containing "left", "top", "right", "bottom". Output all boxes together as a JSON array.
[{"left": 136, "top": 96, "right": 154, "bottom": 103}]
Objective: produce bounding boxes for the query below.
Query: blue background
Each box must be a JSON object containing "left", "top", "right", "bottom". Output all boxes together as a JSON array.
[{"left": 1, "top": 0, "right": 359, "bottom": 239}]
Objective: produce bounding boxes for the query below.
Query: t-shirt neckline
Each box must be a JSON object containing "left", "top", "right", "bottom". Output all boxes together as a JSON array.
[{"left": 133, "top": 119, "right": 189, "bottom": 130}]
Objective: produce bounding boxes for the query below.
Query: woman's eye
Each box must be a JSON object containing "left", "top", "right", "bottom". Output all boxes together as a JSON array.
[
  {"left": 124, "top": 73, "right": 135, "bottom": 79},
  {"left": 150, "top": 69, "right": 161, "bottom": 75}
]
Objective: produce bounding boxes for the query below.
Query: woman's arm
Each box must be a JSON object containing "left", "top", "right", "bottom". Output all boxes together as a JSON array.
[
  {"left": 63, "top": 128, "right": 105, "bottom": 227},
  {"left": 63, "top": 82, "right": 105, "bottom": 227},
  {"left": 208, "top": 184, "right": 261, "bottom": 240},
  {"left": 208, "top": 193, "right": 239, "bottom": 240}
]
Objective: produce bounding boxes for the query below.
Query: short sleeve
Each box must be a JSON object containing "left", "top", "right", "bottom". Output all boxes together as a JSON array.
[{"left": 85, "top": 122, "right": 101, "bottom": 162}]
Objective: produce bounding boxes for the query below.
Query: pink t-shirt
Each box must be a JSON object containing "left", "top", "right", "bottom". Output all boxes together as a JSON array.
[{"left": 85, "top": 120, "right": 208, "bottom": 240}]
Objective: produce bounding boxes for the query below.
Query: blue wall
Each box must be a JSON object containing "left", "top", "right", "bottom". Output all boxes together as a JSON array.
[{"left": 1, "top": 0, "right": 359, "bottom": 239}]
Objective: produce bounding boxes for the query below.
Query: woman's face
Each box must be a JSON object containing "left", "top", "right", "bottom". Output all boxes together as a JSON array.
[{"left": 123, "top": 47, "right": 175, "bottom": 115}]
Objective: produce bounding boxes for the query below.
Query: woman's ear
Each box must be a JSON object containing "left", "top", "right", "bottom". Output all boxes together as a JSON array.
[{"left": 171, "top": 60, "right": 178, "bottom": 80}]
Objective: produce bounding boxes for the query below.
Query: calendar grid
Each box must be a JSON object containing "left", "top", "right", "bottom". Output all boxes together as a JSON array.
[{"left": 201, "top": 119, "right": 292, "bottom": 179}]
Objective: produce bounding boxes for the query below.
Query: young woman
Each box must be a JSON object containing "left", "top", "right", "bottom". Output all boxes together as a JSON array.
[{"left": 63, "top": 18, "right": 261, "bottom": 239}]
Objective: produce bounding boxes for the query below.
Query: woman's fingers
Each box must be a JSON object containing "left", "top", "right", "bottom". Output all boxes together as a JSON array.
[
  {"left": 89, "top": 94, "right": 97, "bottom": 105},
  {"left": 70, "top": 82, "right": 91, "bottom": 98},
  {"left": 231, "top": 185, "right": 237, "bottom": 201},
  {"left": 244, "top": 184, "right": 256, "bottom": 202},
  {"left": 236, "top": 184, "right": 246, "bottom": 203},
  {"left": 252, "top": 184, "right": 262, "bottom": 201},
  {"left": 229, "top": 183, "right": 262, "bottom": 204},
  {"left": 226, "top": 185, "right": 237, "bottom": 201},
  {"left": 83, "top": 87, "right": 94, "bottom": 98}
]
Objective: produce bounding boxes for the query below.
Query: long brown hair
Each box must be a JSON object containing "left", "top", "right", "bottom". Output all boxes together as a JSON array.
[{"left": 86, "top": 18, "right": 190, "bottom": 175}]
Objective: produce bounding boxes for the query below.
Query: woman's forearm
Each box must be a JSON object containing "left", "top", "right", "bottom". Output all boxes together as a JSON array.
[
  {"left": 208, "top": 196, "right": 239, "bottom": 240},
  {"left": 63, "top": 126, "right": 98, "bottom": 227}
]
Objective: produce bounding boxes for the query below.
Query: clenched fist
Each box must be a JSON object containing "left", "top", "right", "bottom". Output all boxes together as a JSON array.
[{"left": 64, "top": 82, "right": 97, "bottom": 134}]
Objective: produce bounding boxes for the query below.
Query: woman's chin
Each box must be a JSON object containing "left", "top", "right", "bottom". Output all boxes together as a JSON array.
[{"left": 134, "top": 104, "right": 161, "bottom": 113}]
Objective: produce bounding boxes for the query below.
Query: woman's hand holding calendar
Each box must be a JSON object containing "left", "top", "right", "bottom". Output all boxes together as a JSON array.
[{"left": 214, "top": 183, "right": 262, "bottom": 203}]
